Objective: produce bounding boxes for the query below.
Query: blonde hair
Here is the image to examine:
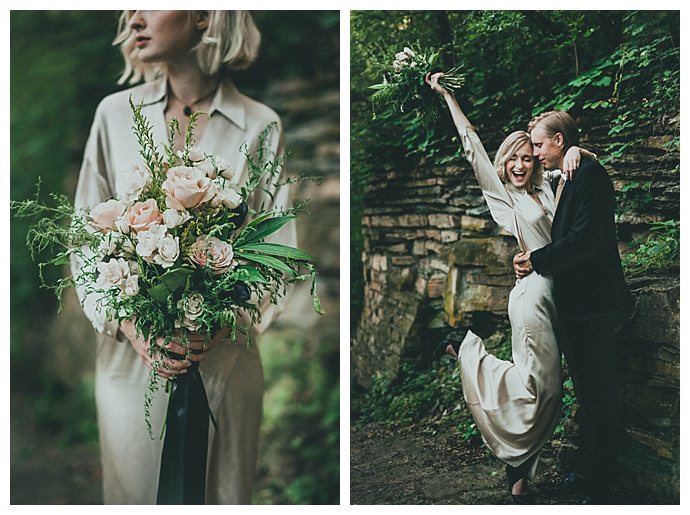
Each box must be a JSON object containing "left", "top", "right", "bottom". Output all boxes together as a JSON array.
[
  {"left": 494, "top": 130, "right": 543, "bottom": 193},
  {"left": 114, "top": 11, "right": 261, "bottom": 84},
  {"left": 528, "top": 110, "right": 579, "bottom": 150}
]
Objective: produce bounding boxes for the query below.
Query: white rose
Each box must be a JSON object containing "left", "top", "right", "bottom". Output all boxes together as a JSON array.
[
  {"left": 403, "top": 46, "right": 415, "bottom": 57},
  {"left": 96, "top": 258, "right": 130, "bottom": 289},
  {"left": 114, "top": 214, "right": 131, "bottom": 234},
  {"left": 162, "top": 209, "right": 191, "bottom": 229},
  {"left": 217, "top": 160, "right": 238, "bottom": 183},
  {"left": 97, "top": 233, "right": 118, "bottom": 257},
  {"left": 153, "top": 234, "right": 180, "bottom": 269},
  {"left": 188, "top": 147, "right": 205, "bottom": 162},
  {"left": 135, "top": 223, "right": 167, "bottom": 261},
  {"left": 395, "top": 51, "right": 409, "bottom": 61},
  {"left": 122, "top": 274, "right": 140, "bottom": 297},
  {"left": 196, "top": 158, "right": 217, "bottom": 178},
  {"left": 211, "top": 180, "right": 243, "bottom": 209},
  {"left": 117, "top": 163, "right": 151, "bottom": 203},
  {"left": 392, "top": 60, "right": 403, "bottom": 73}
]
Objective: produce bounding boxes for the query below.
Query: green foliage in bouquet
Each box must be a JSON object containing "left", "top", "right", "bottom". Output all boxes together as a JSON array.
[
  {"left": 11, "top": 98, "right": 324, "bottom": 435},
  {"left": 368, "top": 44, "right": 465, "bottom": 123}
]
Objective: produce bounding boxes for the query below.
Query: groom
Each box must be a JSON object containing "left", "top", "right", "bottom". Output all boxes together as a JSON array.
[{"left": 513, "top": 110, "right": 629, "bottom": 504}]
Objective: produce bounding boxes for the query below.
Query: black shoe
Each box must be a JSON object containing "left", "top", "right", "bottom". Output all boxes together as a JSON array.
[
  {"left": 506, "top": 465, "right": 534, "bottom": 504},
  {"left": 431, "top": 333, "right": 463, "bottom": 360},
  {"left": 542, "top": 472, "right": 589, "bottom": 497}
]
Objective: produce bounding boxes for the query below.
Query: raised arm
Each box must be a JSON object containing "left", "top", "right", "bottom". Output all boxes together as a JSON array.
[{"left": 425, "top": 72, "right": 516, "bottom": 235}]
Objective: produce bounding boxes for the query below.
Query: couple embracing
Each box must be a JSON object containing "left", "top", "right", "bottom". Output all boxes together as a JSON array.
[{"left": 426, "top": 73, "right": 629, "bottom": 504}]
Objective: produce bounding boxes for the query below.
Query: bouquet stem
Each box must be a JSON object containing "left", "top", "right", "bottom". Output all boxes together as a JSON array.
[{"left": 156, "top": 360, "right": 211, "bottom": 505}]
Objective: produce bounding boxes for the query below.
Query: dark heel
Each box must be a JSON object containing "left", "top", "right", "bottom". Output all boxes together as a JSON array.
[
  {"left": 506, "top": 464, "right": 531, "bottom": 504},
  {"left": 432, "top": 334, "right": 461, "bottom": 360}
]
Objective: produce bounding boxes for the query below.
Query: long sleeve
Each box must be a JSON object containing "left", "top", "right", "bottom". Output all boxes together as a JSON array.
[
  {"left": 70, "top": 103, "right": 121, "bottom": 338},
  {"left": 458, "top": 126, "right": 516, "bottom": 235}
]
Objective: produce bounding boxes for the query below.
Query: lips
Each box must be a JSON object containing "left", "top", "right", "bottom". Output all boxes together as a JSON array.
[{"left": 135, "top": 36, "right": 151, "bottom": 48}]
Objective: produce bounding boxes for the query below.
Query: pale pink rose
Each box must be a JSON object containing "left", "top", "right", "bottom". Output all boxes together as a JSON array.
[
  {"left": 162, "top": 166, "right": 215, "bottom": 210},
  {"left": 127, "top": 198, "right": 163, "bottom": 233},
  {"left": 189, "top": 235, "right": 235, "bottom": 275},
  {"left": 89, "top": 199, "right": 126, "bottom": 232}
]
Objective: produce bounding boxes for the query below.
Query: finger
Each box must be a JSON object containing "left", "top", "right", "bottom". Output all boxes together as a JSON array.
[
  {"left": 157, "top": 337, "right": 189, "bottom": 356},
  {"left": 156, "top": 356, "right": 190, "bottom": 376},
  {"left": 187, "top": 351, "right": 208, "bottom": 362}
]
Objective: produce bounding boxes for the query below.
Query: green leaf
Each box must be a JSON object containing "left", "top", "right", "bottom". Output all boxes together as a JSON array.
[
  {"left": 148, "top": 284, "right": 171, "bottom": 303},
  {"left": 593, "top": 76, "right": 612, "bottom": 87},
  {"left": 235, "top": 215, "right": 295, "bottom": 246},
  {"left": 368, "top": 84, "right": 388, "bottom": 90},
  {"left": 237, "top": 243, "right": 313, "bottom": 261},
  {"left": 235, "top": 251, "right": 297, "bottom": 276},
  {"left": 233, "top": 265, "right": 269, "bottom": 284},
  {"left": 159, "top": 267, "right": 193, "bottom": 292}
]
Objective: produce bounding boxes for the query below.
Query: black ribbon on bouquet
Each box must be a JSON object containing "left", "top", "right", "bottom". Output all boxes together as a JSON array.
[
  {"left": 156, "top": 357, "right": 214, "bottom": 505},
  {"left": 155, "top": 276, "right": 250, "bottom": 505}
]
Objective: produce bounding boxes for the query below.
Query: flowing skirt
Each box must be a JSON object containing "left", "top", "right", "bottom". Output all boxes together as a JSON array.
[
  {"left": 458, "top": 272, "right": 562, "bottom": 475},
  {"left": 94, "top": 333, "right": 263, "bottom": 504}
]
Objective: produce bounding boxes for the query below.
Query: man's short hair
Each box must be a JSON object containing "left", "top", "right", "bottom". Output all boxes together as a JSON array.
[{"left": 528, "top": 110, "right": 579, "bottom": 150}]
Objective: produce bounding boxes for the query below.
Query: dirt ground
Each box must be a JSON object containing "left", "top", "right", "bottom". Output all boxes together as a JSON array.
[{"left": 350, "top": 422, "right": 659, "bottom": 505}]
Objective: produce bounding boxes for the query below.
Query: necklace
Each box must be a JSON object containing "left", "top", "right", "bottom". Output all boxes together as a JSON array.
[{"left": 170, "top": 86, "right": 218, "bottom": 117}]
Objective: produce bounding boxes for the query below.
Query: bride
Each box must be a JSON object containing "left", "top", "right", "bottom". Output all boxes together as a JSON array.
[
  {"left": 72, "top": 11, "right": 294, "bottom": 504},
  {"left": 426, "top": 72, "right": 595, "bottom": 503}
]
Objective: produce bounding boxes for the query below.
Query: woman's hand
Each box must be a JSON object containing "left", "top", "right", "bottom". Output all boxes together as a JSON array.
[
  {"left": 562, "top": 146, "right": 582, "bottom": 180},
  {"left": 119, "top": 320, "right": 230, "bottom": 379},
  {"left": 425, "top": 72, "right": 450, "bottom": 96},
  {"left": 120, "top": 319, "right": 191, "bottom": 380}
]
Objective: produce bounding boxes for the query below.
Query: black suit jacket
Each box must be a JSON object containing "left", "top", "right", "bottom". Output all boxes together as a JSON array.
[{"left": 530, "top": 157, "right": 629, "bottom": 318}]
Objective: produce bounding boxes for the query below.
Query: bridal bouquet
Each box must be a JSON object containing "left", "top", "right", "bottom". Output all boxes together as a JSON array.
[
  {"left": 12, "top": 98, "right": 323, "bottom": 503},
  {"left": 369, "top": 44, "right": 465, "bottom": 120}
]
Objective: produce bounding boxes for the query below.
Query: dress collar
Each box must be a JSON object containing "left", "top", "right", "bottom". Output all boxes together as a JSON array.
[{"left": 139, "top": 78, "right": 247, "bottom": 130}]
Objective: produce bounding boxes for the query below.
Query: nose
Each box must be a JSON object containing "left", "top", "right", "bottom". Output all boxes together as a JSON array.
[
  {"left": 514, "top": 158, "right": 523, "bottom": 171},
  {"left": 128, "top": 10, "right": 145, "bottom": 31}
]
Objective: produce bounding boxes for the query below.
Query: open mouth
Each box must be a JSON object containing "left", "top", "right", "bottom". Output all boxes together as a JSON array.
[{"left": 512, "top": 171, "right": 526, "bottom": 178}]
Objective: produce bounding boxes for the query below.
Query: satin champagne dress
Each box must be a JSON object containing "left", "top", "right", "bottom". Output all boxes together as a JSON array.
[
  {"left": 71, "top": 79, "right": 295, "bottom": 504},
  {"left": 455, "top": 126, "right": 562, "bottom": 477}
]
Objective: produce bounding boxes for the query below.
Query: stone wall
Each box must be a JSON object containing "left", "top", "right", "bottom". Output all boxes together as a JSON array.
[{"left": 352, "top": 114, "right": 679, "bottom": 499}]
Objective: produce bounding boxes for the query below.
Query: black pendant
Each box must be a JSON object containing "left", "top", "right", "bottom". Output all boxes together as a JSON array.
[{"left": 183, "top": 105, "right": 193, "bottom": 116}]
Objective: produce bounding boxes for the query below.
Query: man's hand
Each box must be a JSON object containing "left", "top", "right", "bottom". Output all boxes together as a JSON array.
[{"left": 513, "top": 251, "right": 534, "bottom": 279}]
